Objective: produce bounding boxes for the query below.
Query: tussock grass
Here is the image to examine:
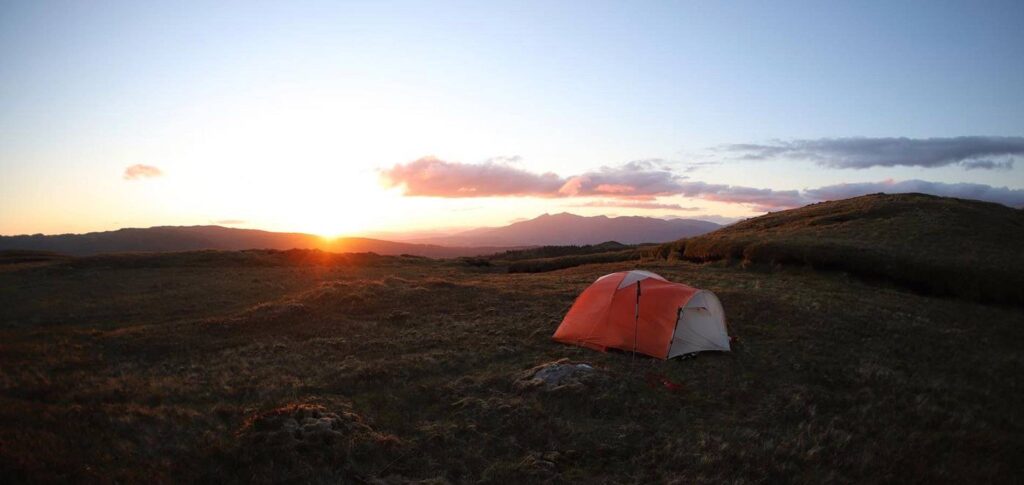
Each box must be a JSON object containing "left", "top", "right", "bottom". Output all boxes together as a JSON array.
[{"left": 652, "top": 193, "right": 1024, "bottom": 305}]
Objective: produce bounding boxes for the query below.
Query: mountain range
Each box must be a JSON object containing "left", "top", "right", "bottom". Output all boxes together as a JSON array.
[
  {"left": 408, "top": 213, "right": 720, "bottom": 246},
  {"left": 0, "top": 213, "right": 720, "bottom": 257}
]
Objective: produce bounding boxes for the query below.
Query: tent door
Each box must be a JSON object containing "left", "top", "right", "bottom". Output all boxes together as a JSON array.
[{"left": 667, "top": 291, "right": 731, "bottom": 358}]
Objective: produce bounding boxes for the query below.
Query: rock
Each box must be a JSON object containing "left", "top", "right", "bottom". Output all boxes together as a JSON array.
[{"left": 514, "top": 358, "right": 604, "bottom": 391}]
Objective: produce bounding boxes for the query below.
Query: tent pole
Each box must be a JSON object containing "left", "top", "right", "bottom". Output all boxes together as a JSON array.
[{"left": 632, "top": 280, "right": 641, "bottom": 369}]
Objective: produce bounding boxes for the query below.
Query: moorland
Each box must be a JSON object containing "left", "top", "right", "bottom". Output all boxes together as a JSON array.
[{"left": 1, "top": 194, "right": 1022, "bottom": 483}]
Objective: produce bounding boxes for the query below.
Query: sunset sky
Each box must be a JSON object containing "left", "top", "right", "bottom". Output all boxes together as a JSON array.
[{"left": 2, "top": 1, "right": 1023, "bottom": 237}]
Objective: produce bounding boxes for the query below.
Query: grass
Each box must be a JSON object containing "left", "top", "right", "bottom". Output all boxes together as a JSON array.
[
  {"left": 1, "top": 248, "right": 1021, "bottom": 483},
  {"left": 0, "top": 250, "right": 71, "bottom": 266},
  {"left": 651, "top": 193, "right": 1024, "bottom": 305},
  {"left": 503, "top": 247, "right": 646, "bottom": 273},
  {"left": 487, "top": 241, "right": 653, "bottom": 274},
  {"left": 490, "top": 242, "right": 632, "bottom": 261}
]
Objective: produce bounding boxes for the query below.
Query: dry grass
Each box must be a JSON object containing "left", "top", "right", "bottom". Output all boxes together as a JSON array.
[{"left": 0, "top": 249, "right": 1021, "bottom": 483}]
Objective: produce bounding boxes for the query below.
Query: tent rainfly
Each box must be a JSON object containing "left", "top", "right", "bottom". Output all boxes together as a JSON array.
[{"left": 552, "top": 270, "right": 731, "bottom": 359}]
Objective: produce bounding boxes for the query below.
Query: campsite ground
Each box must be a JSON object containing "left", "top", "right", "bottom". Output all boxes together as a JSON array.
[{"left": 1, "top": 250, "right": 1021, "bottom": 483}]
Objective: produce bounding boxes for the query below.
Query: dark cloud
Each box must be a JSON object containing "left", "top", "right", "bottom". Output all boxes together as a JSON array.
[
  {"left": 722, "top": 136, "right": 1024, "bottom": 170},
  {"left": 961, "top": 159, "right": 1014, "bottom": 170},
  {"left": 123, "top": 164, "right": 163, "bottom": 180},
  {"left": 380, "top": 157, "right": 686, "bottom": 199},
  {"left": 803, "top": 179, "right": 1024, "bottom": 208}
]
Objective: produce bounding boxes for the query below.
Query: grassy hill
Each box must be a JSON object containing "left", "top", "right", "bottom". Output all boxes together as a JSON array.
[{"left": 652, "top": 193, "right": 1024, "bottom": 305}]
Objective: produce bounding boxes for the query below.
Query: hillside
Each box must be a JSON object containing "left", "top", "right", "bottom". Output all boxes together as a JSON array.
[
  {"left": 653, "top": 193, "right": 1024, "bottom": 304},
  {"left": 0, "top": 226, "right": 515, "bottom": 258},
  {"left": 418, "top": 213, "right": 720, "bottom": 246}
]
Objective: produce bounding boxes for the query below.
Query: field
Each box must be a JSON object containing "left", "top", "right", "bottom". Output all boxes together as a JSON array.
[{"left": 1, "top": 248, "right": 1021, "bottom": 483}]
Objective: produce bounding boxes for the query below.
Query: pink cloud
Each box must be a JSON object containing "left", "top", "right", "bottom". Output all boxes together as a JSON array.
[
  {"left": 382, "top": 157, "right": 686, "bottom": 199},
  {"left": 558, "top": 161, "right": 686, "bottom": 198},
  {"left": 123, "top": 164, "right": 163, "bottom": 180},
  {"left": 380, "top": 156, "right": 563, "bottom": 197}
]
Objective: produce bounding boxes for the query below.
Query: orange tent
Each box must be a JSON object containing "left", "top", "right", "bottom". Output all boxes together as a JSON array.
[{"left": 553, "top": 270, "right": 731, "bottom": 359}]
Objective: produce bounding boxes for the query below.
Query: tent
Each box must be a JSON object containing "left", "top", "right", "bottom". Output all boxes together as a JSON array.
[{"left": 552, "top": 270, "right": 731, "bottom": 359}]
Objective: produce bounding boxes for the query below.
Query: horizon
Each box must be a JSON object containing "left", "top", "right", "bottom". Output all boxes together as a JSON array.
[
  {"left": 0, "top": 209, "right": 733, "bottom": 239},
  {"left": 2, "top": 1, "right": 1023, "bottom": 238}
]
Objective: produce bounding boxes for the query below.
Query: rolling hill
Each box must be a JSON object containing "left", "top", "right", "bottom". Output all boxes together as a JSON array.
[
  {"left": 416, "top": 212, "right": 720, "bottom": 246},
  {"left": 653, "top": 192, "right": 1024, "bottom": 304},
  {"left": 0, "top": 226, "right": 515, "bottom": 258}
]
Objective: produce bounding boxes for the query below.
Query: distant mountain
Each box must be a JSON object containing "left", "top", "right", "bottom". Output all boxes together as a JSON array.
[
  {"left": 0, "top": 226, "right": 514, "bottom": 258},
  {"left": 414, "top": 213, "right": 720, "bottom": 246}
]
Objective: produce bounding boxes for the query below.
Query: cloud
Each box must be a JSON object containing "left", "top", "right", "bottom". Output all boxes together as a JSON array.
[
  {"left": 674, "top": 178, "right": 1024, "bottom": 210},
  {"left": 570, "top": 200, "right": 699, "bottom": 211},
  {"left": 212, "top": 219, "right": 246, "bottom": 225},
  {"left": 558, "top": 160, "right": 687, "bottom": 198},
  {"left": 721, "top": 136, "right": 1024, "bottom": 170},
  {"left": 960, "top": 159, "right": 1014, "bottom": 170},
  {"left": 380, "top": 156, "right": 564, "bottom": 197},
  {"left": 483, "top": 155, "right": 523, "bottom": 164},
  {"left": 680, "top": 161, "right": 722, "bottom": 173},
  {"left": 123, "top": 164, "right": 163, "bottom": 180},
  {"left": 693, "top": 214, "right": 744, "bottom": 225},
  {"left": 803, "top": 179, "right": 1024, "bottom": 208},
  {"left": 676, "top": 181, "right": 809, "bottom": 211},
  {"left": 666, "top": 214, "right": 743, "bottom": 225},
  {"left": 380, "top": 157, "right": 686, "bottom": 199},
  {"left": 381, "top": 155, "right": 1024, "bottom": 211}
]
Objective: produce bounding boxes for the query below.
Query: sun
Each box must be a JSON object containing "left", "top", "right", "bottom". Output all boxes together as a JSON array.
[
  {"left": 288, "top": 207, "right": 371, "bottom": 239},
  {"left": 279, "top": 171, "right": 399, "bottom": 239}
]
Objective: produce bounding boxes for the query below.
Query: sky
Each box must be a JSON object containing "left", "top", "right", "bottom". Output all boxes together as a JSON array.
[{"left": 1, "top": 0, "right": 1023, "bottom": 237}]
